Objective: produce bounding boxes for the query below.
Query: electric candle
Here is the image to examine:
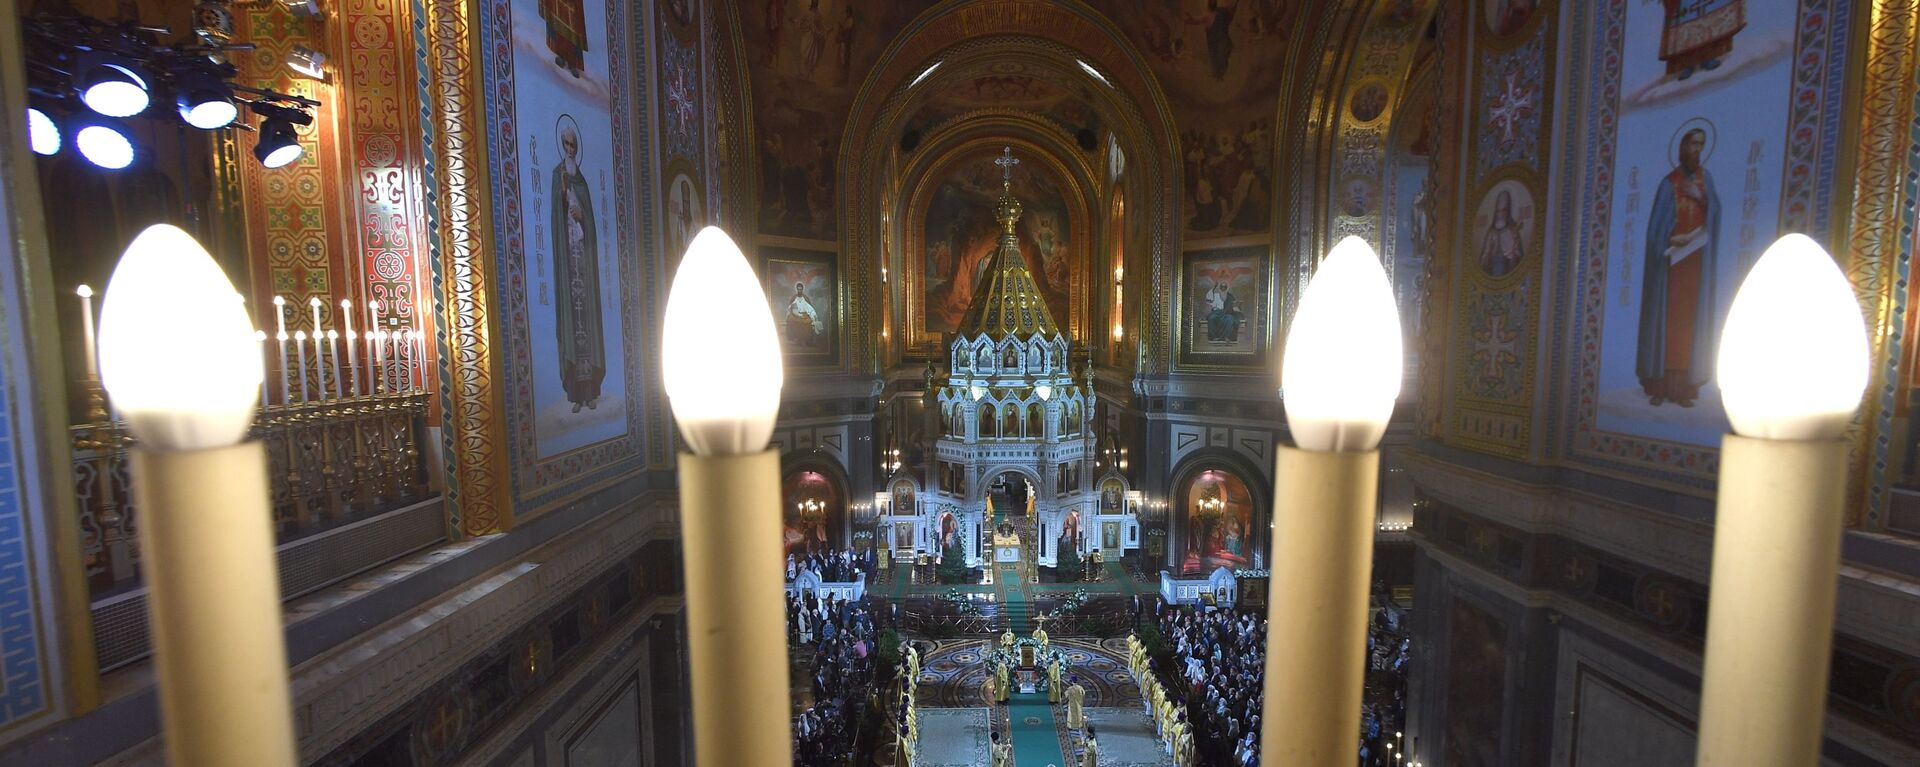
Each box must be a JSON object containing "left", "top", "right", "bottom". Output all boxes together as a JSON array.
[
  {"left": 341, "top": 300, "right": 358, "bottom": 397},
  {"left": 292, "top": 331, "right": 308, "bottom": 402},
  {"left": 325, "top": 330, "right": 342, "bottom": 399},
  {"left": 662, "top": 226, "right": 791, "bottom": 766},
  {"left": 1262, "top": 235, "right": 1399, "bottom": 764},
  {"left": 95, "top": 224, "right": 295, "bottom": 767},
  {"left": 272, "top": 296, "right": 288, "bottom": 405},
  {"left": 76, "top": 284, "right": 100, "bottom": 379},
  {"left": 308, "top": 299, "right": 326, "bottom": 398},
  {"left": 1696, "top": 234, "right": 1868, "bottom": 767}
]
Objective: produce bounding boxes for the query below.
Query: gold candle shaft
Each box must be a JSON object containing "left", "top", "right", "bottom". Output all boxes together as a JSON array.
[
  {"left": 1259, "top": 444, "right": 1379, "bottom": 763},
  {"left": 131, "top": 441, "right": 297, "bottom": 767},
  {"left": 677, "top": 449, "right": 795, "bottom": 766},
  {"left": 1695, "top": 434, "right": 1847, "bottom": 766}
]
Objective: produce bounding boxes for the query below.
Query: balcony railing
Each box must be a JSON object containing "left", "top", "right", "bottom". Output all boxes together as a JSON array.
[{"left": 72, "top": 391, "right": 435, "bottom": 600}]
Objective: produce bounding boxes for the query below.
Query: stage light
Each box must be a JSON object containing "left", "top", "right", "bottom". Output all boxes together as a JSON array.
[
  {"left": 76, "top": 59, "right": 151, "bottom": 118},
  {"left": 27, "top": 106, "right": 60, "bottom": 155},
  {"left": 72, "top": 116, "right": 135, "bottom": 170},
  {"left": 286, "top": 46, "right": 328, "bottom": 80},
  {"left": 176, "top": 79, "right": 237, "bottom": 129},
  {"left": 253, "top": 118, "right": 302, "bottom": 168}
]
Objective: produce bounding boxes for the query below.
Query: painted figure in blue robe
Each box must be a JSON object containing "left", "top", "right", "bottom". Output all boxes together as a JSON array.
[{"left": 1634, "top": 127, "right": 1720, "bottom": 408}]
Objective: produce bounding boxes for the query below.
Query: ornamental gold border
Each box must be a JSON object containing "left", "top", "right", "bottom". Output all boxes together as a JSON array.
[
  {"left": 421, "top": 0, "right": 511, "bottom": 537},
  {"left": 1845, "top": 0, "right": 1919, "bottom": 528}
]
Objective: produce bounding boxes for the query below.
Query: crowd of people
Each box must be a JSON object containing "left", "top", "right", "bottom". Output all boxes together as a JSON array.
[
  {"left": 786, "top": 548, "right": 871, "bottom": 584},
  {"left": 1139, "top": 597, "right": 1414, "bottom": 767},
  {"left": 788, "top": 591, "right": 876, "bottom": 766}
]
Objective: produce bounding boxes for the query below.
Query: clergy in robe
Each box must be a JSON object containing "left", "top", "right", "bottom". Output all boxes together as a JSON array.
[
  {"left": 1066, "top": 676, "right": 1087, "bottom": 729},
  {"left": 1032, "top": 625, "right": 1050, "bottom": 654},
  {"left": 1478, "top": 190, "right": 1524, "bottom": 278},
  {"left": 549, "top": 120, "right": 607, "bottom": 412},
  {"left": 1048, "top": 658, "right": 1064, "bottom": 703},
  {"left": 1658, "top": 0, "right": 1746, "bottom": 79},
  {"left": 991, "top": 731, "right": 1012, "bottom": 767},
  {"left": 1082, "top": 725, "right": 1100, "bottom": 767},
  {"left": 1001, "top": 629, "right": 1016, "bottom": 653},
  {"left": 1635, "top": 127, "right": 1720, "bottom": 408},
  {"left": 996, "top": 660, "right": 1011, "bottom": 703}
]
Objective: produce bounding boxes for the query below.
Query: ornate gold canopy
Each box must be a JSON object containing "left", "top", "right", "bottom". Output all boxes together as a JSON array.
[{"left": 956, "top": 149, "right": 1062, "bottom": 341}]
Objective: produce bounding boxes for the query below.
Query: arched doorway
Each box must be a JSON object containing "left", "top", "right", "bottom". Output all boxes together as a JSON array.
[
  {"left": 780, "top": 467, "right": 846, "bottom": 557},
  {"left": 1177, "top": 467, "right": 1259, "bottom": 575}
]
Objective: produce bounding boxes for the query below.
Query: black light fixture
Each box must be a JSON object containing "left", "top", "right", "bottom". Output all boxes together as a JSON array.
[
  {"left": 26, "top": 105, "right": 61, "bottom": 156},
  {"left": 23, "top": 13, "right": 321, "bottom": 168},
  {"left": 68, "top": 112, "right": 135, "bottom": 170},
  {"left": 175, "top": 73, "right": 237, "bottom": 129},
  {"left": 250, "top": 101, "right": 312, "bottom": 169},
  {"left": 73, "top": 54, "right": 150, "bottom": 117}
]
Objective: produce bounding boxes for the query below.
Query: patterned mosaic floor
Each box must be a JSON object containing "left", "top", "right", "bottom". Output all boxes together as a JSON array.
[
  {"left": 911, "top": 637, "right": 1143, "bottom": 709},
  {"left": 916, "top": 708, "right": 993, "bottom": 767},
  {"left": 906, "top": 637, "right": 1172, "bottom": 766}
]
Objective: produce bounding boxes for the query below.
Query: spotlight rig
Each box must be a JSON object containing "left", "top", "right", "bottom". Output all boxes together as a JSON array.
[{"left": 20, "top": 14, "right": 321, "bottom": 170}]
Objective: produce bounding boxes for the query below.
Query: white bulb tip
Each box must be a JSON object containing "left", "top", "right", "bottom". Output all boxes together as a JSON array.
[
  {"left": 1281, "top": 236, "right": 1401, "bottom": 452},
  {"left": 662, "top": 227, "right": 782, "bottom": 456},
  {"left": 294, "top": 331, "right": 307, "bottom": 341},
  {"left": 97, "top": 225, "right": 261, "bottom": 450},
  {"left": 76, "top": 284, "right": 93, "bottom": 298},
  {"left": 273, "top": 295, "right": 285, "bottom": 306},
  {"left": 1717, "top": 233, "right": 1868, "bottom": 440}
]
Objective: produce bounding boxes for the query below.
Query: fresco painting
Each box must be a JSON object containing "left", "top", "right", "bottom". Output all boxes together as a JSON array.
[
  {"left": 920, "top": 150, "right": 1074, "bottom": 334},
  {"left": 742, "top": 0, "right": 932, "bottom": 240},
  {"left": 1098, "top": 0, "right": 1293, "bottom": 239},
  {"left": 1181, "top": 468, "right": 1253, "bottom": 574},
  {"left": 505, "top": 0, "right": 629, "bottom": 458},
  {"left": 1180, "top": 246, "right": 1267, "bottom": 365},
  {"left": 1592, "top": 0, "right": 1793, "bottom": 447},
  {"left": 763, "top": 247, "right": 838, "bottom": 364}
]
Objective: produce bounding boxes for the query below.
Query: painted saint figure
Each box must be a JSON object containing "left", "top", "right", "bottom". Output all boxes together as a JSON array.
[
  {"left": 550, "top": 118, "right": 606, "bottom": 413},
  {"left": 1203, "top": 280, "right": 1241, "bottom": 342},
  {"left": 1479, "top": 189, "right": 1525, "bottom": 277},
  {"left": 784, "top": 281, "right": 824, "bottom": 347},
  {"left": 1658, "top": 0, "right": 1746, "bottom": 79},
  {"left": 539, "top": 0, "right": 588, "bottom": 77},
  {"left": 1635, "top": 126, "right": 1720, "bottom": 408}
]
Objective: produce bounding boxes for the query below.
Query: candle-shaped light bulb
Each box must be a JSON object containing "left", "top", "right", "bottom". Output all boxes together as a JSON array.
[
  {"left": 97, "top": 225, "right": 262, "bottom": 450},
  {"left": 1280, "top": 236, "right": 1401, "bottom": 451},
  {"left": 1036, "top": 384, "right": 1053, "bottom": 401},
  {"left": 1717, "top": 233, "right": 1868, "bottom": 441},
  {"left": 662, "top": 227, "right": 782, "bottom": 456}
]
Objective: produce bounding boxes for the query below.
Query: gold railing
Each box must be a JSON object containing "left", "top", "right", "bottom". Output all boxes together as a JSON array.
[{"left": 71, "top": 392, "right": 433, "bottom": 598}]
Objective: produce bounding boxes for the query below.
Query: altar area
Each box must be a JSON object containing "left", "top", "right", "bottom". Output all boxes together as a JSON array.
[{"left": 992, "top": 515, "right": 1025, "bottom": 565}]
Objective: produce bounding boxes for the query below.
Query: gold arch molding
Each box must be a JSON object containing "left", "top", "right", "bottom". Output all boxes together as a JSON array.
[{"left": 898, "top": 124, "right": 1099, "bottom": 351}]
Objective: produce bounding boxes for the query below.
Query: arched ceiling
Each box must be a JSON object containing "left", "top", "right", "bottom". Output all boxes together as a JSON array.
[{"left": 727, "top": 0, "right": 1376, "bottom": 375}]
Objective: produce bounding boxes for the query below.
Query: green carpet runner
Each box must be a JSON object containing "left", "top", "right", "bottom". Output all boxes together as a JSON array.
[{"left": 1006, "top": 692, "right": 1069, "bottom": 766}]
